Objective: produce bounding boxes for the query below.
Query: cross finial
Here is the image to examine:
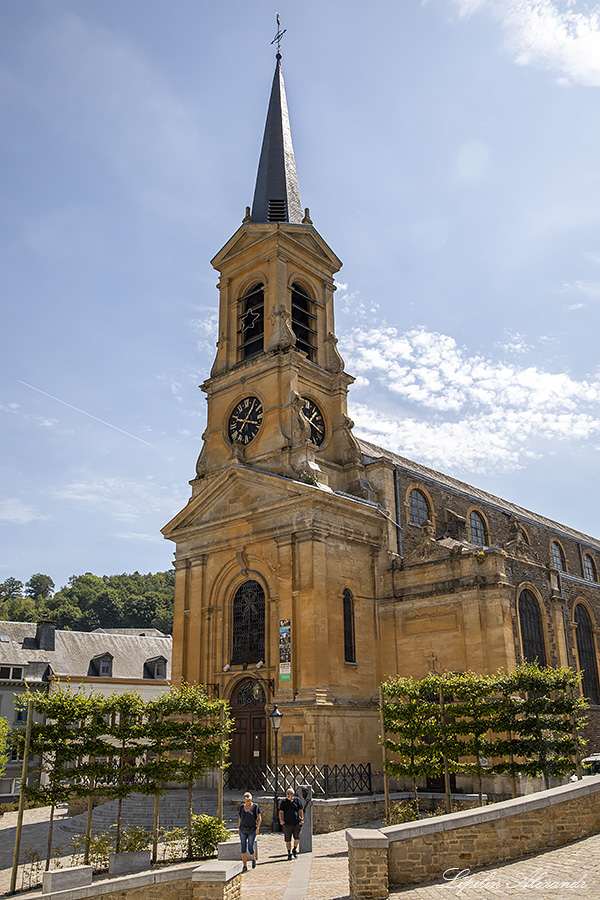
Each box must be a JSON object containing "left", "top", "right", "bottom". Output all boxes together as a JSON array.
[{"left": 271, "top": 12, "right": 286, "bottom": 58}]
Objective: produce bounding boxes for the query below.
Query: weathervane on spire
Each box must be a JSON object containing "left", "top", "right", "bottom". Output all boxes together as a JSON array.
[{"left": 271, "top": 13, "right": 286, "bottom": 57}]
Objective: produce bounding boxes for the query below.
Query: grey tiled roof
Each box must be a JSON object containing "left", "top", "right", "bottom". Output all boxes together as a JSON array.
[
  {"left": 0, "top": 621, "right": 171, "bottom": 681},
  {"left": 358, "top": 438, "right": 600, "bottom": 550}
]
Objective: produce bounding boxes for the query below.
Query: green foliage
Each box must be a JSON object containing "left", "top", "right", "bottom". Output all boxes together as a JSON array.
[
  {"left": 385, "top": 799, "right": 419, "bottom": 825},
  {"left": 189, "top": 815, "right": 231, "bottom": 859},
  {"left": 381, "top": 664, "right": 587, "bottom": 794},
  {"left": 0, "top": 570, "right": 174, "bottom": 633},
  {"left": 25, "top": 574, "right": 55, "bottom": 601}
]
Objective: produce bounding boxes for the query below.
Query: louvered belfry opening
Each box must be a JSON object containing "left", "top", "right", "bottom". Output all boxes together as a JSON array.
[
  {"left": 291, "top": 282, "right": 316, "bottom": 360},
  {"left": 238, "top": 283, "right": 265, "bottom": 360},
  {"left": 268, "top": 199, "right": 287, "bottom": 222}
]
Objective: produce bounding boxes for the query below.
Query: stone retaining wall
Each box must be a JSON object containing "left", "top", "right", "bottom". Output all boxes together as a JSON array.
[
  {"left": 37, "top": 861, "right": 241, "bottom": 900},
  {"left": 346, "top": 776, "right": 600, "bottom": 899},
  {"left": 313, "top": 791, "right": 479, "bottom": 833}
]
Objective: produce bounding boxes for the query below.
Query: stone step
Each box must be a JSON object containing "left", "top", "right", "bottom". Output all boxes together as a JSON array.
[{"left": 58, "top": 791, "right": 240, "bottom": 836}]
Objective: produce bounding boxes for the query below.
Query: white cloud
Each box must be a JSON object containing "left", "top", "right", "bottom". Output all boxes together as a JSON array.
[
  {"left": 114, "top": 532, "right": 163, "bottom": 543},
  {"left": 443, "top": 0, "right": 600, "bottom": 86},
  {"left": 0, "top": 499, "right": 46, "bottom": 525},
  {"left": 562, "top": 279, "right": 600, "bottom": 299},
  {"left": 340, "top": 319, "right": 600, "bottom": 475}
]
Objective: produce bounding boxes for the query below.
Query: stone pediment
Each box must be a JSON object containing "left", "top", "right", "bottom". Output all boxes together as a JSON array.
[
  {"left": 212, "top": 222, "right": 342, "bottom": 272},
  {"left": 162, "top": 466, "right": 305, "bottom": 539}
]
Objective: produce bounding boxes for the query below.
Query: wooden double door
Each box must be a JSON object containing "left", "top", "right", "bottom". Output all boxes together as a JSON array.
[{"left": 230, "top": 710, "right": 266, "bottom": 766}]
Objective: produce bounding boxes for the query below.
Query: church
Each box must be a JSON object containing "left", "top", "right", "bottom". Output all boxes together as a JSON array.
[{"left": 162, "top": 49, "right": 600, "bottom": 779}]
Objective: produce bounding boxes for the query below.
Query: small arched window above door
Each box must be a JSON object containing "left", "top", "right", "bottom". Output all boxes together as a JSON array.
[
  {"left": 231, "top": 580, "right": 265, "bottom": 665},
  {"left": 518, "top": 589, "right": 546, "bottom": 666}
]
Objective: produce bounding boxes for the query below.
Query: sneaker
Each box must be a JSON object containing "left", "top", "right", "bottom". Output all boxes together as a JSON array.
[
  {"left": 292, "top": 848, "right": 297, "bottom": 858},
  {"left": 252, "top": 859, "right": 256, "bottom": 869},
  {"left": 242, "top": 866, "right": 248, "bottom": 872},
  {"left": 288, "top": 853, "right": 292, "bottom": 860}
]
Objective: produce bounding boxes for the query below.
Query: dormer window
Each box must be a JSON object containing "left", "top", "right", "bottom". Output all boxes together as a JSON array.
[
  {"left": 144, "top": 656, "right": 168, "bottom": 679},
  {"left": 237, "top": 283, "right": 264, "bottom": 360},
  {"left": 89, "top": 653, "right": 113, "bottom": 678},
  {"left": 291, "top": 283, "right": 316, "bottom": 361}
]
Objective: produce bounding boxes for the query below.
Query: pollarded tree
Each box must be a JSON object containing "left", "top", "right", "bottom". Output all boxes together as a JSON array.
[{"left": 0, "top": 717, "right": 8, "bottom": 781}]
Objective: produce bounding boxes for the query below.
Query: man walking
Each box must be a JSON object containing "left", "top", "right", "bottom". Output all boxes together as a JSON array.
[{"left": 278, "top": 787, "right": 304, "bottom": 860}]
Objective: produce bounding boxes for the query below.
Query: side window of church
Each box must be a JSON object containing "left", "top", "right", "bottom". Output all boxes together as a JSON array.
[
  {"left": 232, "top": 580, "right": 265, "bottom": 665},
  {"left": 550, "top": 541, "right": 566, "bottom": 572},
  {"left": 408, "top": 489, "right": 430, "bottom": 526},
  {"left": 343, "top": 589, "right": 356, "bottom": 663},
  {"left": 291, "top": 283, "right": 316, "bottom": 361},
  {"left": 238, "top": 283, "right": 264, "bottom": 360},
  {"left": 468, "top": 510, "right": 487, "bottom": 545},
  {"left": 574, "top": 604, "right": 600, "bottom": 705},
  {"left": 518, "top": 590, "right": 546, "bottom": 666}
]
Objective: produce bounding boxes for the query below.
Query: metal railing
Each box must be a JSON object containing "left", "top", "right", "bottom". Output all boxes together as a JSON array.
[{"left": 224, "top": 762, "right": 371, "bottom": 798}]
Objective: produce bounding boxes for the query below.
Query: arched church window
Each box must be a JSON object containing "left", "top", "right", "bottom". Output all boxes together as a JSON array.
[
  {"left": 468, "top": 510, "right": 487, "bottom": 546},
  {"left": 550, "top": 541, "right": 566, "bottom": 572},
  {"left": 574, "top": 604, "right": 600, "bottom": 704},
  {"left": 518, "top": 589, "right": 546, "bottom": 665},
  {"left": 343, "top": 589, "right": 356, "bottom": 663},
  {"left": 583, "top": 554, "right": 598, "bottom": 583},
  {"left": 231, "top": 580, "right": 265, "bottom": 665},
  {"left": 238, "top": 283, "right": 264, "bottom": 360},
  {"left": 408, "top": 489, "right": 430, "bottom": 526},
  {"left": 291, "top": 283, "right": 316, "bottom": 361}
]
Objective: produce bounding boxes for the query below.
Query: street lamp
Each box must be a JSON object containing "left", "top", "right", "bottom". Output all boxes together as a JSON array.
[{"left": 269, "top": 704, "right": 283, "bottom": 832}]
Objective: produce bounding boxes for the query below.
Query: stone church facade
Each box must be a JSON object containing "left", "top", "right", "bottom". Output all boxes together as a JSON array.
[{"left": 162, "top": 53, "right": 600, "bottom": 773}]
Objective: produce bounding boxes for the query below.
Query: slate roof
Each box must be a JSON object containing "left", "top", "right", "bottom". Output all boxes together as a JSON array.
[
  {"left": 0, "top": 621, "right": 171, "bottom": 682},
  {"left": 358, "top": 438, "right": 600, "bottom": 551},
  {"left": 251, "top": 54, "right": 303, "bottom": 224}
]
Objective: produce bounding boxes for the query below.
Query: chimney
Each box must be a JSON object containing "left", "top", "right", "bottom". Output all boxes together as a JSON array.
[{"left": 36, "top": 620, "right": 56, "bottom": 652}]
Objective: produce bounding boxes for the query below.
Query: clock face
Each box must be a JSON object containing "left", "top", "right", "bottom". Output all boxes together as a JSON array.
[
  {"left": 228, "top": 396, "right": 263, "bottom": 445},
  {"left": 302, "top": 398, "right": 325, "bottom": 446}
]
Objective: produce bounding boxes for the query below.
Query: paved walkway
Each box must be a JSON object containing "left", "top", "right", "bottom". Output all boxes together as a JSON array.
[{"left": 1, "top": 804, "right": 600, "bottom": 898}]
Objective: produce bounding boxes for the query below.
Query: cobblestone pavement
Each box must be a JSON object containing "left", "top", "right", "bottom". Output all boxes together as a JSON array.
[{"left": 1, "top": 805, "right": 600, "bottom": 899}]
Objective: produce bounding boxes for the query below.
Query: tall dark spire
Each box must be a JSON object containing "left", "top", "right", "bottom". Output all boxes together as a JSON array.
[{"left": 251, "top": 54, "right": 303, "bottom": 225}]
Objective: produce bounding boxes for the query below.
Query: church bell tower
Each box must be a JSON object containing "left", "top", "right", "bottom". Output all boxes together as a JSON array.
[
  {"left": 163, "top": 44, "right": 384, "bottom": 774},
  {"left": 193, "top": 50, "right": 362, "bottom": 494}
]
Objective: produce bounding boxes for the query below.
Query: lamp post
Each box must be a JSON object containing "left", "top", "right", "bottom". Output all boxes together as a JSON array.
[{"left": 269, "top": 704, "right": 283, "bottom": 832}]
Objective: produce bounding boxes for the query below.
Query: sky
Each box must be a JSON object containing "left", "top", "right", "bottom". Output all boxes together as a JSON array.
[{"left": 2, "top": 0, "right": 600, "bottom": 592}]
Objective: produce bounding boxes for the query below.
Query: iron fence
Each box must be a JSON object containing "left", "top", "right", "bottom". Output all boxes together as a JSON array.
[{"left": 224, "top": 762, "right": 371, "bottom": 798}]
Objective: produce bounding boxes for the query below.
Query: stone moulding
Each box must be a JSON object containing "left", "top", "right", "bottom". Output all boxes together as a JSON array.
[{"left": 346, "top": 775, "right": 600, "bottom": 899}]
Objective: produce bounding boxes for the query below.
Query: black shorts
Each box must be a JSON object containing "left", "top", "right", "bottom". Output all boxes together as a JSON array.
[{"left": 283, "top": 822, "right": 302, "bottom": 842}]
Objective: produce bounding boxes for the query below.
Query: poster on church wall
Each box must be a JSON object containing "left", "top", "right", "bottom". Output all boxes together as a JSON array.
[{"left": 279, "top": 619, "right": 291, "bottom": 682}]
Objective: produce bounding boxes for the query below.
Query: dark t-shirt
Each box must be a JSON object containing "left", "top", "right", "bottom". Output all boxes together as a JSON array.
[
  {"left": 239, "top": 802, "right": 260, "bottom": 831},
  {"left": 279, "top": 796, "right": 302, "bottom": 825}
]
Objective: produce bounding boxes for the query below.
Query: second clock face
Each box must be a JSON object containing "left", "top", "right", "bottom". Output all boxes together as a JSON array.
[
  {"left": 302, "top": 398, "right": 325, "bottom": 446},
  {"left": 228, "top": 396, "right": 263, "bottom": 444}
]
